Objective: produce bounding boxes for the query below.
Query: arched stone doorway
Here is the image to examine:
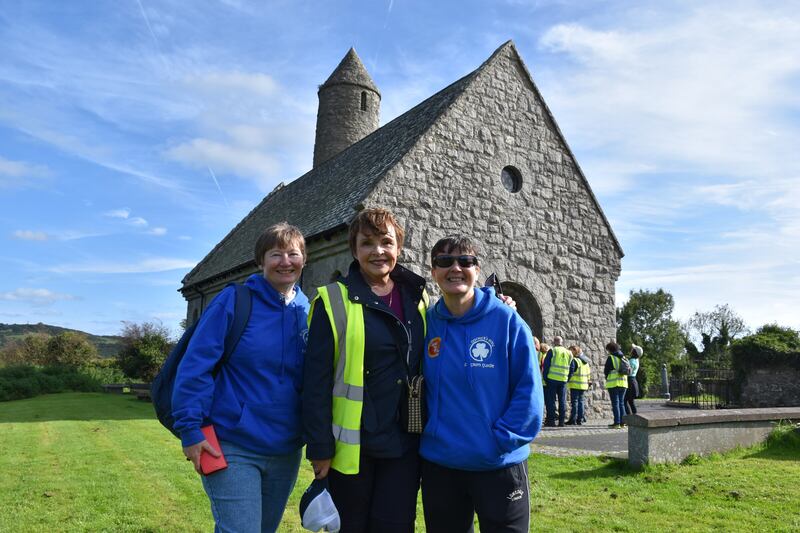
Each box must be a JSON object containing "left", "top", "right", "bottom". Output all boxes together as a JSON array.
[{"left": 501, "top": 281, "right": 543, "bottom": 339}]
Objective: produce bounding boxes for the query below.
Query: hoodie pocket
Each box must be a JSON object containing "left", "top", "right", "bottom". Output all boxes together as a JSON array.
[
  {"left": 231, "top": 401, "right": 302, "bottom": 452},
  {"left": 435, "top": 410, "right": 501, "bottom": 469}
]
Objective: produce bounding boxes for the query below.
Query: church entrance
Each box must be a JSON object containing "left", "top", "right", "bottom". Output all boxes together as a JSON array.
[{"left": 500, "top": 281, "right": 544, "bottom": 340}]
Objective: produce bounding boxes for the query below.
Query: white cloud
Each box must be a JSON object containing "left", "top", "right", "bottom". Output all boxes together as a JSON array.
[
  {"left": 49, "top": 257, "right": 196, "bottom": 274},
  {"left": 0, "top": 288, "right": 79, "bottom": 306},
  {"left": 129, "top": 216, "right": 149, "bottom": 227},
  {"left": 0, "top": 155, "right": 51, "bottom": 187},
  {"left": 13, "top": 230, "right": 49, "bottom": 241},
  {"left": 165, "top": 137, "right": 281, "bottom": 191},
  {"left": 536, "top": 2, "right": 800, "bottom": 194},
  {"left": 148, "top": 227, "right": 167, "bottom": 236},
  {"left": 104, "top": 208, "right": 131, "bottom": 219},
  {"left": 188, "top": 71, "right": 279, "bottom": 97}
]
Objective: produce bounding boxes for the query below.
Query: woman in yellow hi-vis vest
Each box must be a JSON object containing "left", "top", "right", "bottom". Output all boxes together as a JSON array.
[
  {"left": 566, "top": 345, "right": 591, "bottom": 425},
  {"left": 604, "top": 342, "right": 629, "bottom": 429},
  {"left": 301, "top": 208, "right": 428, "bottom": 533}
]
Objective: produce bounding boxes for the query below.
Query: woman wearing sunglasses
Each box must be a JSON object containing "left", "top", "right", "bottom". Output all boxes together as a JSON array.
[{"left": 420, "top": 235, "right": 543, "bottom": 533}]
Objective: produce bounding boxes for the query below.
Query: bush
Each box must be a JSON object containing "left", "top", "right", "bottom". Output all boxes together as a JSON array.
[
  {"left": 0, "top": 365, "right": 102, "bottom": 402},
  {"left": 116, "top": 322, "right": 173, "bottom": 382},
  {"left": 82, "top": 358, "right": 128, "bottom": 383},
  {"left": 730, "top": 324, "right": 800, "bottom": 371}
]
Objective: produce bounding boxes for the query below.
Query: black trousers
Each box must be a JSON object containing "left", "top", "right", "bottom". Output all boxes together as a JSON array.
[
  {"left": 625, "top": 376, "right": 639, "bottom": 415},
  {"left": 327, "top": 448, "right": 420, "bottom": 533},
  {"left": 421, "top": 459, "right": 530, "bottom": 533}
]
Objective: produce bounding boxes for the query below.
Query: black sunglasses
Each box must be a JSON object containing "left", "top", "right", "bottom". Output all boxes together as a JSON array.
[{"left": 432, "top": 255, "right": 479, "bottom": 268}]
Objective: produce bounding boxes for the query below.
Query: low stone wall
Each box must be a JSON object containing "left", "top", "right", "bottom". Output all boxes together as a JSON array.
[
  {"left": 626, "top": 407, "right": 800, "bottom": 467},
  {"left": 739, "top": 365, "right": 800, "bottom": 407}
]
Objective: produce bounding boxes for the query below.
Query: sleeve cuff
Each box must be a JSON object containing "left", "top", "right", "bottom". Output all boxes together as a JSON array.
[
  {"left": 305, "top": 442, "right": 335, "bottom": 460},
  {"left": 180, "top": 428, "right": 206, "bottom": 448}
]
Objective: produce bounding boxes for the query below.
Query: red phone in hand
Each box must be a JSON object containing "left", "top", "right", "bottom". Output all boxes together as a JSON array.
[{"left": 200, "top": 425, "right": 228, "bottom": 475}]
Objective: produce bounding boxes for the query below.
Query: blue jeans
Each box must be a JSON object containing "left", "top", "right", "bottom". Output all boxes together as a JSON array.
[
  {"left": 544, "top": 379, "right": 567, "bottom": 424},
  {"left": 569, "top": 389, "right": 585, "bottom": 423},
  {"left": 608, "top": 387, "right": 626, "bottom": 425},
  {"left": 201, "top": 440, "right": 302, "bottom": 533}
]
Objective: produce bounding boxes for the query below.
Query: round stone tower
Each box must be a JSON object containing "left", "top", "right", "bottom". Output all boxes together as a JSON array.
[{"left": 313, "top": 48, "right": 381, "bottom": 168}]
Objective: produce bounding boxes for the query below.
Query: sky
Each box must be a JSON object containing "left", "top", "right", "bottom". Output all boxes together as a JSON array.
[{"left": 1, "top": 0, "right": 798, "bottom": 337}]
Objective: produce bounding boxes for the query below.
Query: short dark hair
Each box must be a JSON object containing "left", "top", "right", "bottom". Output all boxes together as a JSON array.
[
  {"left": 348, "top": 208, "right": 405, "bottom": 256},
  {"left": 254, "top": 222, "right": 306, "bottom": 266},
  {"left": 430, "top": 235, "right": 479, "bottom": 266},
  {"left": 605, "top": 341, "right": 620, "bottom": 353}
]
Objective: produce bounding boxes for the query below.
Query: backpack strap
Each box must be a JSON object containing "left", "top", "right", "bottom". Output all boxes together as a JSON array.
[{"left": 213, "top": 283, "right": 252, "bottom": 374}]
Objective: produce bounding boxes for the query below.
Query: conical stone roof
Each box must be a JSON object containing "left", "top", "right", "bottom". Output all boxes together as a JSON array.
[{"left": 320, "top": 47, "right": 380, "bottom": 94}]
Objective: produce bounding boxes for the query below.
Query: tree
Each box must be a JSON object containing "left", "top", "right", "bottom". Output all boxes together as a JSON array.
[
  {"left": 44, "top": 332, "right": 98, "bottom": 367},
  {"left": 116, "top": 322, "right": 173, "bottom": 381},
  {"left": 0, "top": 333, "right": 50, "bottom": 366},
  {"left": 685, "top": 304, "right": 749, "bottom": 366},
  {"left": 616, "top": 289, "right": 687, "bottom": 390}
]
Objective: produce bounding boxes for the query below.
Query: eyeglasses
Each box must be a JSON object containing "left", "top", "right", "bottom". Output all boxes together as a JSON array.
[{"left": 432, "top": 255, "right": 479, "bottom": 269}]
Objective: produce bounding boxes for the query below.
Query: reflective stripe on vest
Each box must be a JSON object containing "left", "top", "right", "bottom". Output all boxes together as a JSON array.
[
  {"left": 311, "top": 281, "right": 428, "bottom": 475},
  {"left": 547, "top": 346, "right": 573, "bottom": 382},
  {"left": 568, "top": 359, "right": 590, "bottom": 390},
  {"left": 605, "top": 355, "right": 629, "bottom": 389}
]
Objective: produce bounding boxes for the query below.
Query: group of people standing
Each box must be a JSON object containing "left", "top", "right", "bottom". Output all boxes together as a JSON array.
[
  {"left": 171, "top": 208, "right": 544, "bottom": 533},
  {"left": 537, "top": 338, "right": 643, "bottom": 429}
]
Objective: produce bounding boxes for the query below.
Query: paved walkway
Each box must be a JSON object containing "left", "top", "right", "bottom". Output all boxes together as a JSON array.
[{"left": 531, "top": 400, "right": 670, "bottom": 458}]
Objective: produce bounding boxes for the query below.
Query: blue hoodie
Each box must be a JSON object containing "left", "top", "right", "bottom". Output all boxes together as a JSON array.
[
  {"left": 172, "top": 273, "right": 309, "bottom": 454},
  {"left": 420, "top": 287, "right": 543, "bottom": 471}
]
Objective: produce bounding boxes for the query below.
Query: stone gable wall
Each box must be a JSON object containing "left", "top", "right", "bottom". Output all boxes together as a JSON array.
[{"left": 366, "top": 46, "right": 621, "bottom": 417}]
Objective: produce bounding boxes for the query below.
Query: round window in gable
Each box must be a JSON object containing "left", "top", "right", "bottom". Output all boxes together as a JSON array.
[{"left": 501, "top": 165, "right": 522, "bottom": 193}]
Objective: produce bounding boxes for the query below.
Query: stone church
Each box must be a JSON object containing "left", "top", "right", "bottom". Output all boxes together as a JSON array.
[{"left": 180, "top": 41, "right": 623, "bottom": 417}]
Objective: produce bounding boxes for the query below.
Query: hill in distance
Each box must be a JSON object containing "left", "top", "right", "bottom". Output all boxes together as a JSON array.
[{"left": 0, "top": 323, "right": 124, "bottom": 358}]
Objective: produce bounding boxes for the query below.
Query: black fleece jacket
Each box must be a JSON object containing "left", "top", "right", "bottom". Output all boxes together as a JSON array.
[{"left": 302, "top": 261, "right": 427, "bottom": 460}]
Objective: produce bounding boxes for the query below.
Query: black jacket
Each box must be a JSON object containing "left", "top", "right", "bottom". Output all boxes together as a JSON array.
[{"left": 302, "top": 260, "right": 427, "bottom": 460}]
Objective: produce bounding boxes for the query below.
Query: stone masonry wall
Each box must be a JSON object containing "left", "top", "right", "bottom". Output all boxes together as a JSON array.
[
  {"left": 740, "top": 366, "right": 800, "bottom": 407},
  {"left": 314, "top": 84, "right": 380, "bottom": 167},
  {"left": 366, "top": 46, "right": 621, "bottom": 418}
]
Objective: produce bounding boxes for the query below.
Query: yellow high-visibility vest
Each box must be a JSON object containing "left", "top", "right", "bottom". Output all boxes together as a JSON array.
[
  {"left": 310, "top": 282, "right": 427, "bottom": 474},
  {"left": 546, "top": 346, "right": 573, "bottom": 382},
  {"left": 568, "top": 358, "right": 590, "bottom": 390},
  {"left": 605, "top": 355, "right": 629, "bottom": 389}
]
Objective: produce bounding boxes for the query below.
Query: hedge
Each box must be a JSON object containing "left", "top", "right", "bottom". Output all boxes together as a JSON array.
[{"left": 0, "top": 365, "right": 102, "bottom": 402}]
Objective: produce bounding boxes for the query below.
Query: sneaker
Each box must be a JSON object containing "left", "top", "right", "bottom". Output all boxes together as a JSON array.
[
  {"left": 576, "top": 421, "right": 582, "bottom": 426},
  {"left": 608, "top": 423, "right": 621, "bottom": 429},
  {"left": 558, "top": 421, "right": 565, "bottom": 427},
  {"left": 543, "top": 421, "right": 556, "bottom": 428},
  {"left": 565, "top": 420, "right": 576, "bottom": 426}
]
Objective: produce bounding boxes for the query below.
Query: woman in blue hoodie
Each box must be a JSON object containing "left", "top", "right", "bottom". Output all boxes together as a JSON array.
[
  {"left": 172, "top": 222, "right": 310, "bottom": 533},
  {"left": 420, "top": 235, "right": 544, "bottom": 533}
]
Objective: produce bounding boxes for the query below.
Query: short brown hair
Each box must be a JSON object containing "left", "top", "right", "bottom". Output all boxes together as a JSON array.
[
  {"left": 606, "top": 341, "right": 620, "bottom": 353},
  {"left": 348, "top": 208, "right": 405, "bottom": 256},
  {"left": 430, "top": 235, "right": 479, "bottom": 266},
  {"left": 254, "top": 222, "right": 306, "bottom": 266}
]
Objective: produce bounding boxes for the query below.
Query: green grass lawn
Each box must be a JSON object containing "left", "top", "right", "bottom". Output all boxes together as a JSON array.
[{"left": 1, "top": 393, "right": 799, "bottom": 532}]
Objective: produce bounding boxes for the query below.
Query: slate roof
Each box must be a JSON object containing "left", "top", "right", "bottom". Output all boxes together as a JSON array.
[
  {"left": 181, "top": 53, "right": 480, "bottom": 289},
  {"left": 321, "top": 48, "right": 380, "bottom": 94}
]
